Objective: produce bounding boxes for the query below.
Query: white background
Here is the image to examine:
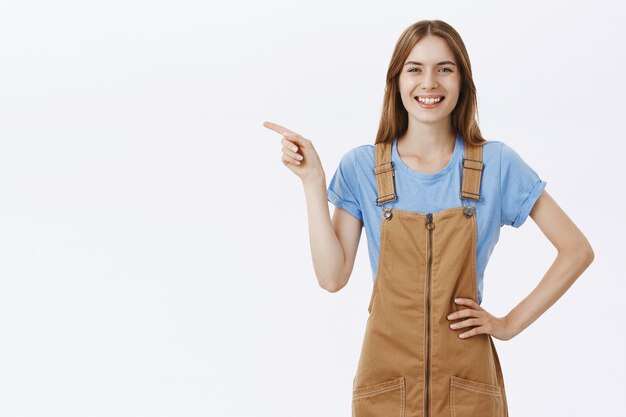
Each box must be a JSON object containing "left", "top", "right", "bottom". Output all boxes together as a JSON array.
[{"left": 0, "top": 1, "right": 623, "bottom": 416}]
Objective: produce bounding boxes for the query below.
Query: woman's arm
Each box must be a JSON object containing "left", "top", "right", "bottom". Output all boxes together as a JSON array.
[
  {"left": 263, "top": 121, "right": 362, "bottom": 292},
  {"left": 504, "top": 189, "right": 595, "bottom": 337},
  {"left": 303, "top": 178, "right": 363, "bottom": 292}
]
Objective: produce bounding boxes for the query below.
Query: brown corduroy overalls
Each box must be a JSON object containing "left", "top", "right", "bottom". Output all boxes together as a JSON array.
[{"left": 351, "top": 139, "right": 509, "bottom": 417}]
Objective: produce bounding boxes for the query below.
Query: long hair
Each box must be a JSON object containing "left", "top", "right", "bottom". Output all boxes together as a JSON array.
[{"left": 374, "top": 20, "right": 486, "bottom": 147}]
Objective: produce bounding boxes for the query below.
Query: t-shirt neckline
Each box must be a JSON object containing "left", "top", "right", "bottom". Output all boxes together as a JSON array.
[{"left": 392, "top": 133, "right": 462, "bottom": 182}]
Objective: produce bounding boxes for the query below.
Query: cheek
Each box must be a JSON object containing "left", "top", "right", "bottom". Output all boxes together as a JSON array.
[
  {"left": 444, "top": 84, "right": 461, "bottom": 102},
  {"left": 450, "top": 78, "right": 462, "bottom": 94},
  {"left": 399, "top": 74, "right": 418, "bottom": 89}
]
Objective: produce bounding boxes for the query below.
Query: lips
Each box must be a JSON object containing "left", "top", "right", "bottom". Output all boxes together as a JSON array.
[{"left": 414, "top": 96, "right": 445, "bottom": 102}]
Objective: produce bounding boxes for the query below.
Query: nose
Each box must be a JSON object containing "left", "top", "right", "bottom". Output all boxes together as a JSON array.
[{"left": 421, "top": 69, "right": 438, "bottom": 89}]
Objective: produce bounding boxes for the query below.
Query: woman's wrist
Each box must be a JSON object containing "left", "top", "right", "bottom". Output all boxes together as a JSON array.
[{"left": 302, "top": 172, "right": 326, "bottom": 189}]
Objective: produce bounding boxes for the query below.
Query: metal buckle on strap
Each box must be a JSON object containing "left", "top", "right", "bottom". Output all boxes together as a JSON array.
[
  {"left": 376, "top": 193, "right": 396, "bottom": 206},
  {"left": 459, "top": 191, "right": 482, "bottom": 202},
  {"left": 462, "top": 158, "right": 483, "bottom": 171}
]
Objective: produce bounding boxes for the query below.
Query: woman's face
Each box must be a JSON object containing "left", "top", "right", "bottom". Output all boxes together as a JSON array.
[{"left": 398, "top": 35, "right": 461, "bottom": 125}]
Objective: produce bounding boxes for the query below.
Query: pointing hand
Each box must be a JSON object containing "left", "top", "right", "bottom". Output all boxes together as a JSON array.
[{"left": 262, "top": 121, "right": 325, "bottom": 184}]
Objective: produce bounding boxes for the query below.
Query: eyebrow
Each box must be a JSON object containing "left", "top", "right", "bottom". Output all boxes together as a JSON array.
[{"left": 404, "top": 61, "right": 457, "bottom": 66}]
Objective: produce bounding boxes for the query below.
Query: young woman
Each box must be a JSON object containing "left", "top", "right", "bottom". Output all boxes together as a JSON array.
[{"left": 263, "top": 19, "right": 593, "bottom": 417}]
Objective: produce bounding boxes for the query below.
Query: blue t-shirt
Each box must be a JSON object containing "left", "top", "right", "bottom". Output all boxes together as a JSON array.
[{"left": 327, "top": 133, "right": 547, "bottom": 305}]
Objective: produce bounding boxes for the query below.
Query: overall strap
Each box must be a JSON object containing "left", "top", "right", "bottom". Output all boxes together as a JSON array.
[
  {"left": 460, "top": 140, "right": 485, "bottom": 201},
  {"left": 373, "top": 140, "right": 396, "bottom": 205},
  {"left": 374, "top": 137, "right": 485, "bottom": 204}
]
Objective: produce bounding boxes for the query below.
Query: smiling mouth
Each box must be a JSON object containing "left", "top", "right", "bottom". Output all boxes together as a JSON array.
[{"left": 414, "top": 96, "right": 445, "bottom": 104}]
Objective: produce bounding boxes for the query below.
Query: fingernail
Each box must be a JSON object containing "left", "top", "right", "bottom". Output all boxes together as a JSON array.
[
  {"left": 292, "top": 146, "right": 297, "bottom": 152},
  {"left": 447, "top": 315, "right": 452, "bottom": 320}
]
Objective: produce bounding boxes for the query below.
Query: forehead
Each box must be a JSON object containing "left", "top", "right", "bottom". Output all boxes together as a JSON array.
[{"left": 405, "top": 36, "right": 456, "bottom": 64}]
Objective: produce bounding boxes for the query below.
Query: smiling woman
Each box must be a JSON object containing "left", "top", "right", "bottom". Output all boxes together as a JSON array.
[
  {"left": 263, "top": 18, "right": 594, "bottom": 417},
  {"left": 399, "top": 38, "right": 459, "bottom": 117}
]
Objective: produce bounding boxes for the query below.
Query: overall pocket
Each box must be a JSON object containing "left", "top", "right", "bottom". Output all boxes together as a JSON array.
[
  {"left": 450, "top": 375, "right": 504, "bottom": 417},
  {"left": 352, "top": 376, "right": 405, "bottom": 417}
]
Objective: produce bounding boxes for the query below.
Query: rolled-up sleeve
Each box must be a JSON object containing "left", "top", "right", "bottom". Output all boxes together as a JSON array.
[
  {"left": 327, "top": 149, "right": 363, "bottom": 222},
  {"left": 500, "top": 142, "right": 547, "bottom": 228}
]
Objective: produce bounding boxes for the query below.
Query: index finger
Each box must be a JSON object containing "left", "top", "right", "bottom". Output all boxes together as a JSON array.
[
  {"left": 262, "top": 121, "right": 298, "bottom": 137},
  {"left": 455, "top": 298, "right": 479, "bottom": 309}
]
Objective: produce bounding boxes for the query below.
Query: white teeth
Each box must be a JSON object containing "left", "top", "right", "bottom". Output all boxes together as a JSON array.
[{"left": 416, "top": 96, "right": 443, "bottom": 104}]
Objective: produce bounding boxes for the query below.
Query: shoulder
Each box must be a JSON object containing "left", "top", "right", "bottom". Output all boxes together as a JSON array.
[
  {"left": 337, "top": 144, "right": 372, "bottom": 159},
  {"left": 477, "top": 139, "right": 504, "bottom": 163},
  {"left": 489, "top": 139, "right": 538, "bottom": 172},
  {"left": 482, "top": 139, "right": 532, "bottom": 158},
  {"left": 350, "top": 144, "right": 375, "bottom": 160},
  {"left": 337, "top": 144, "right": 375, "bottom": 175},
  {"left": 477, "top": 140, "right": 526, "bottom": 169}
]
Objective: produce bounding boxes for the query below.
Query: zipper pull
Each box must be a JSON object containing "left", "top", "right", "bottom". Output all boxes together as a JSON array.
[{"left": 425, "top": 213, "right": 435, "bottom": 230}]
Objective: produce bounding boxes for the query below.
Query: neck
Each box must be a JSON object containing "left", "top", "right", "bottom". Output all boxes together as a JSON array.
[{"left": 398, "top": 122, "right": 456, "bottom": 160}]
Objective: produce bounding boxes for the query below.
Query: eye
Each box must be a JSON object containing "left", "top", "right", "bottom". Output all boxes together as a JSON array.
[{"left": 407, "top": 67, "right": 453, "bottom": 73}]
